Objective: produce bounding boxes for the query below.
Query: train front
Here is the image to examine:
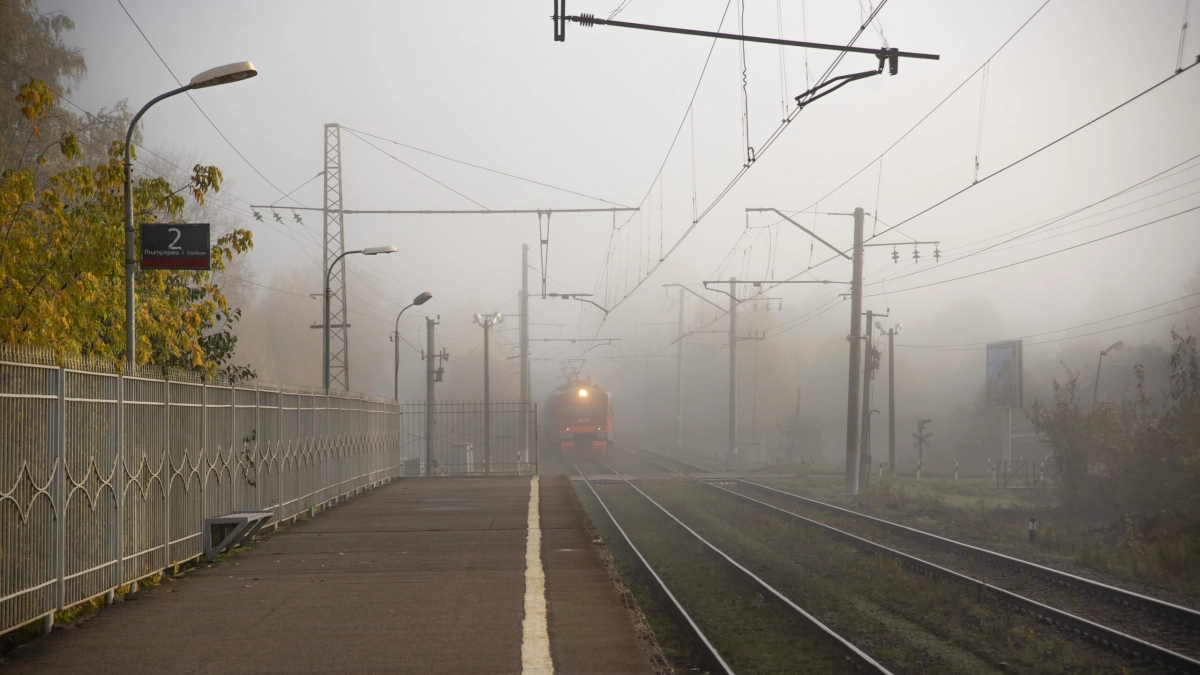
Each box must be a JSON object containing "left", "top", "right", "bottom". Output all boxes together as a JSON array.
[{"left": 555, "top": 383, "right": 612, "bottom": 455}]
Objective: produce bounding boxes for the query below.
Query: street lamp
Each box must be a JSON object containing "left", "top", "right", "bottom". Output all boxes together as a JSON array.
[
  {"left": 392, "top": 291, "right": 433, "bottom": 401},
  {"left": 1092, "top": 340, "right": 1124, "bottom": 408},
  {"left": 473, "top": 312, "right": 504, "bottom": 473},
  {"left": 123, "top": 61, "right": 257, "bottom": 368},
  {"left": 324, "top": 245, "right": 397, "bottom": 392}
]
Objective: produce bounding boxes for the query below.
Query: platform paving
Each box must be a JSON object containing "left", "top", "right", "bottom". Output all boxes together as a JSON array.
[{"left": 1, "top": 475, "right": 654, "bottom": 674}]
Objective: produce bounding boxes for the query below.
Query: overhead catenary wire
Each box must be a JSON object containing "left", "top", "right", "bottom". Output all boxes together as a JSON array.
[
  {"left": 594, "top": 0, "right": 892, "bottom": 324},
  {"left": 340, "top": 126, "right": 630, "bottom": 208},
  {"left": 343, "top": 128, "right": 488, "bottom": 209},
  {"left": 755, "top": 56, "right": 1200, "bottom": 304},
  {"left": 115, "top": 0, "right": 305, "bottom": 207},
  {"left": 899, "top": 292, "right": 1200, "bottom": 350},
  {"left": 863, "top": 204, "right": 1200, "bottom": 298}
]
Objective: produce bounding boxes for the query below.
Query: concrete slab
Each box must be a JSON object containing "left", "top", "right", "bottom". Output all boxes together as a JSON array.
[{"left": 2, "top": 476, "right": 653, "bottom": 674}]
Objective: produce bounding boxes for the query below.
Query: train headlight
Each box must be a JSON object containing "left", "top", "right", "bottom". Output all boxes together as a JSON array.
[{"left": 578, "top": 388, "right": 588, "bottom": 397}]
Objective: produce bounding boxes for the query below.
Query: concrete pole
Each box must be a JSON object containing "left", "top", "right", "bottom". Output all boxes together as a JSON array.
[
  {"left": 860, "top": 309, "right": 874, "bottom": 487},
  {"left": 393, "top": 324, "right": 400, "bottom": 402},
  {"left": 728, "top": 277, "right": 738, "bottom": 461},
  {"left": 844, "top": 207, "right": 865, "bottom": 495},
  {"left": 888, "top": 328, "right": 896, "bottom": 477},
  {"left": 519, "top": 244, "right": 530, "bottom": 464},
  {"left": 483, "top": 321, "right": 492, "bottom": 474},
  {"left": 790, "top": 386, "right": 802, "bottom": 461},
  {"left": 1001, "top": 406, "right": 1012, "bottom": 463},
  {"left": 425, "top": 317, "right": 436, "bottom": 477},
  {"left": 674, "top": 287, "right": 685, "bottom": 452}
]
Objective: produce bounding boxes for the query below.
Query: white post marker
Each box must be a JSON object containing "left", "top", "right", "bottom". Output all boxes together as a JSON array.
[{"left": 521, "top": 476, "right": 553, "bottom": 673}]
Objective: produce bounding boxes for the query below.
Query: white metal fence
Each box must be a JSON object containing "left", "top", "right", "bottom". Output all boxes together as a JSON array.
[{"left": 0, "top": 345, "right": 400, "bottom": 636}]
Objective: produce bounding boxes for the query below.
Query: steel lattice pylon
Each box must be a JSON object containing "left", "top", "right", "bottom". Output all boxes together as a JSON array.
[{"left": 323, "top": 123, "right": 350, "bottom": 391}]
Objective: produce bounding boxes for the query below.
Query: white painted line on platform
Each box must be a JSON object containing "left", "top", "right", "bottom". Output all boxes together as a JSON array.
[{"left": 521, "top": 475, "right": 554, "bottom": 674}]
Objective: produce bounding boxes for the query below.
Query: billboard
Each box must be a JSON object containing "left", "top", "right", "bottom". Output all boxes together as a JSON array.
[{"left": 986, "top": 340, "right": 1023, "bottom": 408}]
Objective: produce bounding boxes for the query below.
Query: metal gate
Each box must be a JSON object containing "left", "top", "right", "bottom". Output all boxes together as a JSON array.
[{"left": 399, "top": 401, "right": 537, "bottom": 476}]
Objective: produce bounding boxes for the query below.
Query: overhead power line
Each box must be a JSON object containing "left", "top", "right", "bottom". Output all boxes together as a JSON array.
[
  {"left": 863, "top": 204, "right": 1200, "bottom": 298},
  {"left": 899, "top": 292, "right": 1200, "bottom": 350},
  {"left": 756, "top": 57, "right": 1200, "bottom": 302},
  {"left": 341, "top": 126, "right": 630, "bottom": 208},
  {"left": 342, "top": 128, "right": 488, "bottom": 209},
  {"left": 116, "top": 0, "right": 305, "bottom": 208}
]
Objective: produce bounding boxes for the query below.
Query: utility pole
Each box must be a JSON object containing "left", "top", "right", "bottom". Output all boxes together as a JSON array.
[
  {"left": 425, "top": 316, "right": 438, "bottom": 478},
  {"left": 859, "top": 310, "right": 875, "bottom": 488},
  {"left": 790, "top": 386, "right": 802, "bottom": 461},
  {"left": 674, "top": 287, "right": 685, "bottom": 453},
  {"left": 844, "top": 207, "right": 865, "bottom": 495},
  {"left": 519, "top": 245, "right": 530, "bottom": 466},
  {"left": 887, "top": 326, "right": 897, "bottom": 477},
  {"left": 728, "top": 276, "right": 738, "bottom": 464}
]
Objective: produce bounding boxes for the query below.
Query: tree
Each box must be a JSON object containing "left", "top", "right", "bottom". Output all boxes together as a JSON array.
[
  {"left": 0, "top": 78, "right": 254, "bottom": 379},
  {"left": 0, "top": 0, "right": 116, "bottom": 174},
  {"left": 1028, "top": 331, "right": 1200, "bottom": 516}
]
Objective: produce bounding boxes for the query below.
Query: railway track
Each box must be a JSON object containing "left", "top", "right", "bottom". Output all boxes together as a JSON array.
[
  {"left": 572, "top": 458, "right": 890, "bottom": 674},
  {"left": 617, "top": 444, "right": 1200, "bottom": 674}
]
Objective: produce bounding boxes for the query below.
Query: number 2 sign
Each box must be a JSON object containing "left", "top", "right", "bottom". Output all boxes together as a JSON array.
[{"left": 140, "top": 223, "right": 211, "bottom": 270}]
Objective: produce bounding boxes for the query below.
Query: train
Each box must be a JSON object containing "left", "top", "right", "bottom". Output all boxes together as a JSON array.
[{"left": 541, "top": 379, "right": 613, "bottom": 455}]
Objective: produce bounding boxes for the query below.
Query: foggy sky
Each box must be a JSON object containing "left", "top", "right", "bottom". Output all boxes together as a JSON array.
[{"left": 46, "top": 0, "right": 1200, "bottom": 464}]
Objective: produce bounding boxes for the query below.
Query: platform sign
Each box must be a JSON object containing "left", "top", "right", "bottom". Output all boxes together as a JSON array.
[
  {"left": 986, "top": 340, "right": 1023, "bottom": 408},
  {"left": 140, "top": 223, "right": 210, "bottom": 270}
]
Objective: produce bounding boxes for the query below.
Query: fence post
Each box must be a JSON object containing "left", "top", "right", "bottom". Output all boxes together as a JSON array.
[
  {"left": 254, "top": 382, "right": 261, "bottom": 510},
  {"left": 201, "top": 381, "right": 207, "bottom": 540},
  {"left": 47, "top": 365, "right": 66, "bottom": 633},
  {"left": 108, "top": 373, "right": 123, "bottom": 606},
  {"left": 229, "top": 383, "right": 235, "bottom": 513},
  {"left": 277, "top": 388, "right": 283, "bottom": 523},
  {"left": 162, "top": 376, "right": 170, "bottom": 574}
]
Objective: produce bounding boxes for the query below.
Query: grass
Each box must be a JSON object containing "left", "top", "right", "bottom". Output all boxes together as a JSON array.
[
  {"left": 635, "top": 480, "right": 1143, "bottom": 675},
  {"left": 686, "top": 455, "right": 1200, "bottom": 600}
]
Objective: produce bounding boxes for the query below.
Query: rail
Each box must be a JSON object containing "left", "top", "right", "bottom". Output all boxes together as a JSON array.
[
  {"left": 626, "top": 445, "right": 1200, "bottom": 674},
  {"left": 594, "top": 459, "right": 892, "bottom": 674},
  {"left": 572, "top": 464, "right": 732, "bottom": 675}
]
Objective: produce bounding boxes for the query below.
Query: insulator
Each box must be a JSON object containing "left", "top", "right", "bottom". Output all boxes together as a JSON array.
[
  {"left": 252, "top": 209, "right": 263, "bottom": 222},
  {"left": 778, "top": 299, "right": 783, "bottom": 311},
  {"left": 580, "top": 13, "right": 595, "bottom": 26},
  {"left": 912, "top": 246, "right": 920, "bottom": 262},
  {"left": 891, "top": 246, "right": 899, "bottom": 263},
  {"left": 933, "top": 246, "right": 941, "bottom": 262}
]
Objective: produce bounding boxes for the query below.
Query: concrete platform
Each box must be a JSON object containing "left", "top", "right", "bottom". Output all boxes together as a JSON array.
[{"left": 1, "top": 476, "right": 654, "bottom": 674}]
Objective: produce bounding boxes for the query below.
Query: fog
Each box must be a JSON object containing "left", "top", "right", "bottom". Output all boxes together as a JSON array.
[{"left": 52, "top": 0, "right": 1200, "bottom": 471}]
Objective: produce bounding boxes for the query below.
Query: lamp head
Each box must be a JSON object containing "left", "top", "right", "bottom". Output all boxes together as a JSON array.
[
  {"left": 362, "top": 245, "right": 397, "bottom": 256},
  {"left": 413, "top": 291, "right": 432, "bottom": 306},
  {"left": 1104, "top": 340, "right": 1124, "bottom": 355},
  {"left": 190, "top": 61, "right": 257, "bottom": 89},
  {"left": 875, "top": 320, "right": 885, "bottom": 332}
]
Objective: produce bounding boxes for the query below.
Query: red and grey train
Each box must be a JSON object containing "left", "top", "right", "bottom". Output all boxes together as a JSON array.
[{"left": 541, "top": 380, "right": 613, "bottom": 455}]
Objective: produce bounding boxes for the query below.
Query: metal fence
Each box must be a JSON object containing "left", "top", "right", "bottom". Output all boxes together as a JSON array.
[
  {"left": 0, "top": 345, "right": 400, "bottom": 636},
  {"left": 399, "top": 401, "right": 537, "bottom": 476}
]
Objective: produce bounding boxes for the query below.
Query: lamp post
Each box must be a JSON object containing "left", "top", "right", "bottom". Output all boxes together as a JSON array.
[
  {"left": 474, "top": 312, "right": 504, "bottom": 473},
  {"left": 1092, "top": 340, "right": 1124, "bottom": 407},
  {"left": 324, "top": 245, "right": 397, "bottom": 392},
  {"left": 123, "top": 61, "right": 257, "bottom": 368},
  {"left": 392, "top": 291, "right": 433, "bottom": 401}
]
